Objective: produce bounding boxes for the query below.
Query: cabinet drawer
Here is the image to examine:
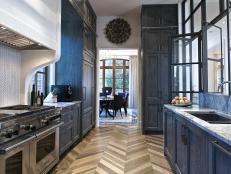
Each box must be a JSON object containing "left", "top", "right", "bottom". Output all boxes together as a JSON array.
[
  {"left": 60, "top": 106, "right": 74, "bottom": 114},
  {"left": 142, "top": 5, "right": 178, "bottom": 27},
  {"left": 61, "top": 111, "right": 73, "bottom": 123}
]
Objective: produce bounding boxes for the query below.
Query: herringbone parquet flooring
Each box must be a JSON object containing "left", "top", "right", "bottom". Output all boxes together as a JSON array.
[{"left": 52, "top": 125, "right": 174, "bottom": 174}]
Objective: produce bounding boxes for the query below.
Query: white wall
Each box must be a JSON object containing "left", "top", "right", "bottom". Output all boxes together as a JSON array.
[
  {"left": 0, "top": 0, "right": 61, "bottom": 104},
  {"left": 0, "top": 0, "right": 58, "bottom": 50},
  {"left": 97, "top": 7, "right": 141, "bottom": 49},
  {"left": 0, "top": 44, "right": 21, "bottom": 107}
]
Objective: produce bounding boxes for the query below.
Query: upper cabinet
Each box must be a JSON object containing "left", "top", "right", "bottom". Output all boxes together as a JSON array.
[
  {"left": 142, "top": 5, "right": 178, "bottom": 28},
  {"left": 69, "top": 0, "right": 96, "bottom": 32}
]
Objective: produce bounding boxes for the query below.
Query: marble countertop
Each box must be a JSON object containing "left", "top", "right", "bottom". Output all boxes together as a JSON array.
[
  {"left": 44, "top": 101, "right": 81, "bottom": 108},
  {"left": 164, "top": 104, "right": 231, "bottom": 146}
]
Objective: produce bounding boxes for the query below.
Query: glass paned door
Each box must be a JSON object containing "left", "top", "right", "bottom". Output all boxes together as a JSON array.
[{"left": 171, "top": 33, "right": 202, "bottom": 103}]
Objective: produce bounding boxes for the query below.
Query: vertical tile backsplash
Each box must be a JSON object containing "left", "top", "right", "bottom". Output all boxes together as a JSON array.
[{"left": 0, "top": 44, "right": 21, "bottom": 107}]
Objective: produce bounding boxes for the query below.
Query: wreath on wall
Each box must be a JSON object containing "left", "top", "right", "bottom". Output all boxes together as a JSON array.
[{"left": 104, "top": 18, "right": 131, "bottom": 44}]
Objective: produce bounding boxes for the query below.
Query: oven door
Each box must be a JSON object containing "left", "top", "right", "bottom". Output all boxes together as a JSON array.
[
  {"left": 0, "top": 142, "right": 30, "bottom": 174},
  {"left": 30, "top": 123, "right": 62, "bottom": 174}
]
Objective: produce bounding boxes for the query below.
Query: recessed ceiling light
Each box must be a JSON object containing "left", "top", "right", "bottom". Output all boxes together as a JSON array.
[{"left": 223, "top": 21, "right": 226, "bottom": 24}]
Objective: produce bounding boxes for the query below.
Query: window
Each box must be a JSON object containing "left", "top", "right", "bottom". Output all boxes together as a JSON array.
[
  {"left": 31, "top": 68, "right": 48, "bottom": 96},
  {"left": 99, "top": 59, "right": 129, "bottom": 95},
  {"left": 180, "top": 0, "right": 231, "bottom": 99},
  {"left": 171, "top": 34, "right": 202, "bottom": 103}
]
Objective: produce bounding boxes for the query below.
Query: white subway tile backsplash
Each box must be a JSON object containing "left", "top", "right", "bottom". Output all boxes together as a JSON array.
[{"left": 0, "top": 44, "right": 21, "bottom": 107}]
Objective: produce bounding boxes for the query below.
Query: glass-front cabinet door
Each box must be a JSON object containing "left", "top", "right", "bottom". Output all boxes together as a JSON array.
[{"left": 171, "top": 33, "right": 202, "bottom": 103}]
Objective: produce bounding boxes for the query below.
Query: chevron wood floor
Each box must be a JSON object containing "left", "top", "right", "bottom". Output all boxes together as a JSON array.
[{"left": 52, "top": 125, "right": 174, "bottom": 174}]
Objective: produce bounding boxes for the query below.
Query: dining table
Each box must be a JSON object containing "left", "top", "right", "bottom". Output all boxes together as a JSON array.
[{"left": 99, "top": 96, "right": 114, "bottom": 117}]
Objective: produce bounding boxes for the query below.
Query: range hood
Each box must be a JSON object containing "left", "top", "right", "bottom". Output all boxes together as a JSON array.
[{"left": 0, "top": 25, "right": 49, "bottom": 50}]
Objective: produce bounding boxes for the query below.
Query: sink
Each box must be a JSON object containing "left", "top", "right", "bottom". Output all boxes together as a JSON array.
[{"left": 186, "top": 111, "right": 231, "bottom": 124}]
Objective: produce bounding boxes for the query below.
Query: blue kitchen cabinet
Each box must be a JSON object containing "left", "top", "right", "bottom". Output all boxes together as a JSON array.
[
  {"left": 164, "top": 107, "right": 209, "bottom": 174},
  {"left": 208, "top": 138, "right": 231, "bottom": 174}
]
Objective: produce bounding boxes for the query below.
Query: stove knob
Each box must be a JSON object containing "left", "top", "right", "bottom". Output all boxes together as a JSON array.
[
  {"left": 30, "top": 125, "right": 36, "bottom": 131},
  {"left": 5, "top": 130, "right": 14, "bottom": 138},
  {"left": 5, "top": 132, "right": 12, "bottom": 138}
]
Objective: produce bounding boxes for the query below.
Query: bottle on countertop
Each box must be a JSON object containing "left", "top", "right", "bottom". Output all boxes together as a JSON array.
[
  {"left": 31, "top": 84, "right": 36, "bottom": 106},
  {"left": 37, "top": 91, "right": 41, "bottom": 106},
  {"left": 40, "top": 92, "right": 44, "bottom": 106}
]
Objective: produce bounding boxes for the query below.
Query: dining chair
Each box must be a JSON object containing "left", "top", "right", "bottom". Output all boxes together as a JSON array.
[
  {"left": 102, "top": 87, "right": 112, "bottom": 97},
  {"left": 118, "top": 92, "right": 125, "bottom": 97},
  {"left": 123, "top": 93, "right": 129, "bottom": 116},
  {"left": 109, "top": 95, "right": 124, "bottom": 119}
]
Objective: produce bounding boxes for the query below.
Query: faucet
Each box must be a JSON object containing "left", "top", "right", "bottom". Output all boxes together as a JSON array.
[{"left": 218, "top": 81, "right": 231, "bottom": 92}]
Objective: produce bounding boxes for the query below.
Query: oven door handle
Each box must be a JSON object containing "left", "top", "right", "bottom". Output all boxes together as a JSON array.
[
  {"left": 4, "top": 135, "right": 36, "bottom": 152},
  {"left": 35, "top": 122, "right": 64, "bottom": 138}
]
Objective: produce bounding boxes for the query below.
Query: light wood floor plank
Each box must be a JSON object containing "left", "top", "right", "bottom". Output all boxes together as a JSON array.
[{"left": 52, "top": 125, "right": 174, "bottom": 174}]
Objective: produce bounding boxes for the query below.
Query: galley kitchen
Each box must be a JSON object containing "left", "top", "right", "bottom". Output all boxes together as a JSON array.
[{"left": 1, "top": 0, "right": 231, "bottom": 174}]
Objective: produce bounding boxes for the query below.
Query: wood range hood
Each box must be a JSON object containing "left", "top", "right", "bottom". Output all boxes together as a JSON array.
[{"left": 0, "top": 25, "right": 50, "bottom": 50}]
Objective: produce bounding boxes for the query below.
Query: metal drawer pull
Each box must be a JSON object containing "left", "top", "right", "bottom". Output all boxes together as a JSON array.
[
  {"left": 36, "top": 122, "right": 64, "bottom": 137},
  {"left": 212, "top": 141, "right": 231, "bottom": 157},
  {"left": 4, "top": 136, "right": 36, "bottom": 152},
  {"left": 181, "top": 125, "right": 188, "bottom": 146},
  {"left": 83, "top": 87, "right": 86, "bottom": 101}
]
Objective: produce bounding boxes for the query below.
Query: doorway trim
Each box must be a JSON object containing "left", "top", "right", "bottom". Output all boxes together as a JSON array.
[{"left": 95, "top": 48, "right": 142, "bottom": 128}]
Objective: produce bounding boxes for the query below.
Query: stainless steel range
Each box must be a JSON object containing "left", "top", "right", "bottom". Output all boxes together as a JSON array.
[{"left": 0, "top": 105, "right": 62, "bottom": 174}]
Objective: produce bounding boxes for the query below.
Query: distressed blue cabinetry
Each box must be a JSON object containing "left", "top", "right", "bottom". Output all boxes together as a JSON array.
[
  {"left": 164, "top": 108, "right": 175, "bottom": 161},
  {"left": 208, "top": 138, "right": 231, "bottom": 174},
  {"left": 164, "top": 108, "right": 209, "bottom": 174},
  {"left": 175, "top": 116, "right": 188, "bottom": 174},
  {"left": 59, "top": 103, "right": 81, "bottom": 156},
  {"left": 56, "top": 0, "right": 96, "bottom": 138},
  {"left": 142, "top": 5, "right": 178, "bottom": 134}
]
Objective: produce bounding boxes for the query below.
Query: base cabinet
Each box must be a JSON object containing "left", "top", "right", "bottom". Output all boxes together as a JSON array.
[
  {"left": 209, "top": 139, "right": 231, "bottom": 174},
  {"left": 164, "top": 109, "right": 175, "bottom": 161},
  {"left": 59, "top": 103, "right": 81, "bottom": 156},
  {"left": 175, "top": 117, "right": 188, "bottom": 174},
  {"left": 82, "top": 110, "right": 94, "bottom": 137},
  {"left": 164, "top": 107, "right": 231, "bottom": 174},
  {"left": 187, "top": 124, "right": 208, "bottom": 174}
]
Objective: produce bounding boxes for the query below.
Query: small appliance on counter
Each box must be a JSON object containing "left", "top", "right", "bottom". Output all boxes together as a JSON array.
[{"left": 50, "top": 85, "right": 73, "bottom": 102}]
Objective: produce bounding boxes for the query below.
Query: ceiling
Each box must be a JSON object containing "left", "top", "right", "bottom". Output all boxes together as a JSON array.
[{"left": 89, "top": 0, "right": 179, "bottom": 16}]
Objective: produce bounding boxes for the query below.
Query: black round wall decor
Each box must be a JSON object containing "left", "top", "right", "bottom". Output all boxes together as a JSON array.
[{"left": 104, "top": 18, "right": 131, "bottom": 44}]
